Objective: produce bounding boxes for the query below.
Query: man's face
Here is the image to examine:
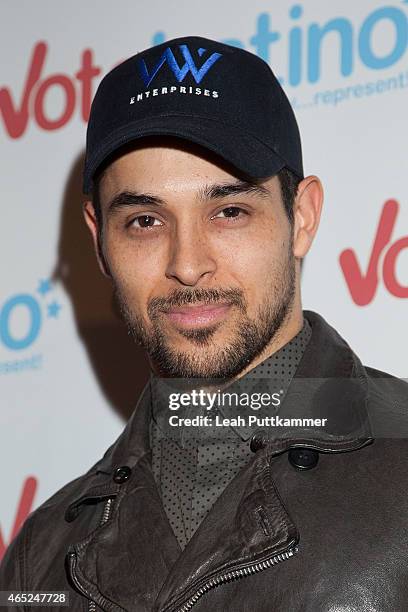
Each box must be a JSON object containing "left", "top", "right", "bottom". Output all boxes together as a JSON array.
[{"left": 90, "top": 140, "right": 298, "bottom": 379}]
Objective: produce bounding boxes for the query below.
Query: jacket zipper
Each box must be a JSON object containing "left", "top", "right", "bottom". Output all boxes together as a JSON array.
[
  {"left": 87, "top": 498, "right": 114, "bottom": 612},
  {"left": 68, "top": 549, "right": 123, "bottom": 612},
  {"left": 169, "top": 544, "right": 299, "bottom": 612},
  {"left": 71, "top": 497, "right": 296, "bottom": 612}
]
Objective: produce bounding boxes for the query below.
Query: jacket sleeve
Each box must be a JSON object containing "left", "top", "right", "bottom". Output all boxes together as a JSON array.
[{"left": 0, "top": 518, "right": 32, "bottom": 611}]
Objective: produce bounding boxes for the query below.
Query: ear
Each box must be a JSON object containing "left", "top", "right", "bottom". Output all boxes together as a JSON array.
[
  {"left": 83, "top": 200, "right": 111, "bottom": 277},
  {"left": 292, "top": 175, "right": 324, "bottom": 259}
]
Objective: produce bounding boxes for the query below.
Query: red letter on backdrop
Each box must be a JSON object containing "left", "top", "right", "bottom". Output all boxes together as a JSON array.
[
  {"left": 0, "top": 42, "right": 47, "bottom": 138},
  {"left": 34, "top": 75, "right": 76, "bottom": 130},
  {"left": 383, "top": 237, "right": 408, "bottom": 298},
  {"left": 339, "top": 199, "right": 399, "bottom": 306},
  {"left": 0, "top": 476, "right": 37, "bottom": 561}
]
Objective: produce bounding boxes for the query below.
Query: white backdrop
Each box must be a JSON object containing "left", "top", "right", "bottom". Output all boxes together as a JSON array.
[{"left": 1, "top": 0, "right": 407, "bottom": 559}]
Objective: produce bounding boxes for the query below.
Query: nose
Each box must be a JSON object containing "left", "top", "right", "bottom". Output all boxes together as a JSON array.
[{"left": 165, "top": 224, "right": 216, "bottom": 286}]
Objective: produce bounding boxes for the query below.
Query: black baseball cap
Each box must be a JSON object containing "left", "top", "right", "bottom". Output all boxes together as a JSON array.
[{"left": 83, "top": 35, "right": 304, "bottom": 193}]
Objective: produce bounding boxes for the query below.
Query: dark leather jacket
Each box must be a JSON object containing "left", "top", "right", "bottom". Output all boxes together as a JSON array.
[{"left": 1, "top": 310, "right": 408, "bottom": 611}]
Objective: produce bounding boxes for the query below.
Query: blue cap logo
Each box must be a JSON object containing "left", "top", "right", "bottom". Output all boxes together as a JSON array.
[{"left": 139, "top": 44, "right": 222, "bottom": 87}]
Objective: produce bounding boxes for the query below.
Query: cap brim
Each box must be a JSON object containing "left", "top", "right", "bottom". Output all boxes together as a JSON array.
[{"left": 83, "top": 114, "right": 287, "bottom": 193}]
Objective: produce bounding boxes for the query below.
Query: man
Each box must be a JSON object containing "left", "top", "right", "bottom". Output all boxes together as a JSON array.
[{"left": 1, "top": 36, "right": 408, "bottom": 611}]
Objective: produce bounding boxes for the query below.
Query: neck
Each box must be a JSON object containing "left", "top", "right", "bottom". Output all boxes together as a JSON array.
[{"left": 234, "top": 307, "right": 304, "bottom": 381}]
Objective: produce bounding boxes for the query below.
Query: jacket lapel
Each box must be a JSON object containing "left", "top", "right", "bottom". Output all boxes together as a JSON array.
[
  {"left": 73, "top": 453, "right": 182, "bottom": 611},
  {"left": 153, "top": 447, "right": 298, "bottom": 611},
  {"left": 67, "top": 383, "right": 181, "bottom": 610}
]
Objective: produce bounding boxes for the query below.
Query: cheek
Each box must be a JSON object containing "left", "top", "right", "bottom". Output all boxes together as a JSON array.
[
  {"left": 215, "top": 222, "right": 289, "bottom": 287},
  {"left": 104, "top": 234, "right": 166, "bottom": 311},
  {"left": 211, "top": 225, "right": 288, "bottom": 306}
]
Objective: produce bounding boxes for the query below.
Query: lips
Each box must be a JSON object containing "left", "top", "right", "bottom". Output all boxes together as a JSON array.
[{"left": 163, "top": 302, "right": 231, "bottom": 328}]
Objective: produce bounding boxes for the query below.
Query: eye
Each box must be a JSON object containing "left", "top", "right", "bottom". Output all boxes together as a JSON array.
[
  {"left": 212, "top": 206, "right": 247, "bottom": 219},
  {"left": 129, "top": 215, "right": 163, "bottom": 229}
]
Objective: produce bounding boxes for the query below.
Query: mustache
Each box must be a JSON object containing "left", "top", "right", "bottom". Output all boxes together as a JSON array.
[{"left": 148, "top": 287, "right": 246, "bottom": 318}]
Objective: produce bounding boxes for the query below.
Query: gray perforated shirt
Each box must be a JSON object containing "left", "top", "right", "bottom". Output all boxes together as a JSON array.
[{"left": 150, "top": 318, "right": 312, "bottom": 549}]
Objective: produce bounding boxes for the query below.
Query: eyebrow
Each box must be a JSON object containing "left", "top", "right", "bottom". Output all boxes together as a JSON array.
[
  {"left": 106, "top": 179, "right": 271, "bottom": 216},
  {"left": 106, "top": 191, "right": 165, "bottom": 216},
  {"left": 199, "top": 179, "right": 271, "bottom": 201}
]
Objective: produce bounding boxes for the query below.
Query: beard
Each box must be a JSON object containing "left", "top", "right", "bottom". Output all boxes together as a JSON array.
[{"left": 114, "top": 243, "right": 296, "bottom": 380}]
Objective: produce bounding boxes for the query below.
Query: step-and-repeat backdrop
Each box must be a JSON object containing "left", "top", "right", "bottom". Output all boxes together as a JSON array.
[{"left": 1, "top": 0, "right": 407, "bottom": 559}]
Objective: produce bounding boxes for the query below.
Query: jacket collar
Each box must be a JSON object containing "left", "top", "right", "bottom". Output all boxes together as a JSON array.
[
  {"left": 93, "top": 308, "right": 373, "bottom": 478},
  {"left": 265, "top": 309, "right": 373, "bottom": 450},
  {"left": 65, "top": 310, "right": 374, "bottom": 611},
  {"left": 65, "top": 309, "right": 373, "bottom": 520}
]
